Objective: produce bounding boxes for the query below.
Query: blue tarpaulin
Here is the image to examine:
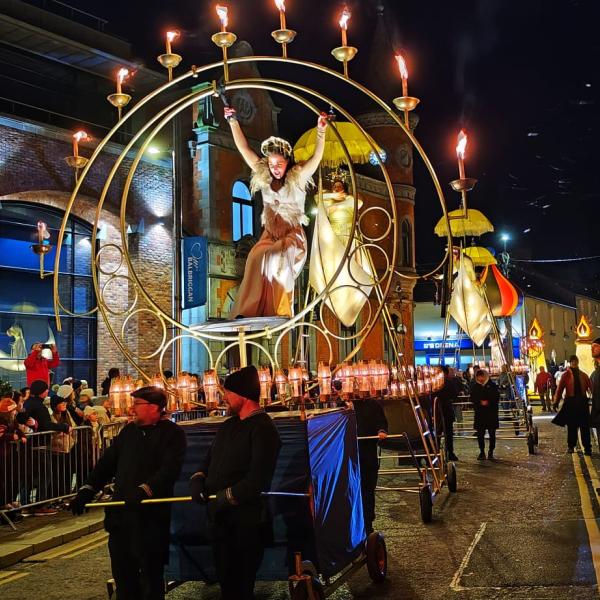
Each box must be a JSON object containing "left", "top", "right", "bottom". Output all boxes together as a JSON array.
[{"left": 166, "top": 408, "right": 365, "bottom": 582}]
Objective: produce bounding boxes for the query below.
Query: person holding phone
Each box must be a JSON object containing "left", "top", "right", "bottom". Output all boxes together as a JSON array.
[{"left": 24, "top": 342, "right": 60, "bottom": 386}]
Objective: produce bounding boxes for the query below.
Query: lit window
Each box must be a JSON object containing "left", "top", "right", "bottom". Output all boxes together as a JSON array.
[{"left": 232, "top": 180, "right": 253, "bottom": 242}]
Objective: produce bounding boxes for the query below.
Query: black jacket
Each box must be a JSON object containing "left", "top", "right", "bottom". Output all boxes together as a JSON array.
[
  {"left": 85, "top": 418, "right": 186, "bottom": 562},
  {"left": 470, "top": 380, "right": 500, "bottom": 430},
  {"left": 435, "top": 380, "right": 457, "bottom": 426},
  {"left": 24, "top": 396, "right": 69, "bottom": 433},
  {"left": 354, "top": 398, "right": 388, "bottom": 465}
]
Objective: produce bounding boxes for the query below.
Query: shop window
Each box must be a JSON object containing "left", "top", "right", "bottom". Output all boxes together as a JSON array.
[
  {"left": 231, "top": 180, "right": 253, "bottom": 242},
  {"left": 0, "top": 202, "right": 97, "bottom": 389}
]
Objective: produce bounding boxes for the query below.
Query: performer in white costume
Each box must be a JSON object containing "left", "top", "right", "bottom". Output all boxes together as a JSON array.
[
  {"left": 225, "top": 107, "right": 328, "bottom": 318},
  {"left": 309, "top": 178, "right": 374, "bottom": 327}
]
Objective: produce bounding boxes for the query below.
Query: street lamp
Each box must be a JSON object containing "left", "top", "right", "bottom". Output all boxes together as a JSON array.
[{"left": 500, "top": 233, "right": 510, "bottom": 253}]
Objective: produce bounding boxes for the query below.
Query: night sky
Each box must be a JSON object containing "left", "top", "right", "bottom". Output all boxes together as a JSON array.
[{"left": 76, "top": 0, "right": 600, "bottom": 299}]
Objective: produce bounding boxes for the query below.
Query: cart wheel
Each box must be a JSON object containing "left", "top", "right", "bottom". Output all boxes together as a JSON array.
[
  {"left": 446, "top": 462, "right": 458, "bottom": 493},
  {"left": 290, "top": 578, "right": 325, "bottom": 600},
  {"left": 366, "top": 531, "right": 387, "bottom": 583},
  {"left": 527, "top": 433, "right": 535, "bottom": 455},
  {"left": 419, "top": 484, "right": 433, "bottom": 523},
  {"left": 533, "top": 424, "right": 539, "bottom": 446}
]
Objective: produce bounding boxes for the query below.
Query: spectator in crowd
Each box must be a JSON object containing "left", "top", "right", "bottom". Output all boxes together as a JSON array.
[
  {"left": 56, "top": 384, "right": 83, "bottom": 426},
  {"left": 24, "top": 380, "right": 71, "bottom": 435},
  {"left": 554, "top": 366, "right": 566, "bottom": 393},
  {"left": 470, "top": 369, "right": 500, "bottom": 460},
  {"left": 535, "top": 366, "right": 554, "bottom": 412},
  {"left": 79, "top": 388, "right": 95, "bottom": 410},
  {"left": 352, "top": 393, "right": 388, "bottom": 534},
  {"left": 553, "top": 355, "right": 592, "bottom": 454},
  {"left": 15, "top": 412, "right": 35, "bottom": 434},
  {"left": 436, "top": 365, "right": 459, "bottom": 462},
  {"left": 23, "top": 343, "right": 60, "bottom": 386},
  {"left": 591, "top": 338, "right": 600, "bottom": 451},
  {"left": 50, "top": 395, "right": 77, "bottom": 497},
  {"left": 100, "top": 368, "right": 120, "bottom": 396},
  {"left": 12, "top": 390, "right": 24, "bottom": 412},
  {"left": 190, "top": 366, "right": 281, "bottom": 600},
  {"left": 0, "top": 397, "right": 27, "bottom": 513},
  {"left": 70, "top": 387, "right": 186, "bottom": 600},
  {"left": 20, "top": 387, "right": 30, "bottom": 403}
]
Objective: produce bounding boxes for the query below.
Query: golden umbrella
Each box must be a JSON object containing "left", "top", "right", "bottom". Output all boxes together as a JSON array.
[
  {"left": 293, "top": 121, "right": 384, "bottom": 168},
  {"left": 434, "top": 209, "right": 494, "bottom": 238},
  {"left": 464, "top": 246, "right": 497, "bottom": 267}
]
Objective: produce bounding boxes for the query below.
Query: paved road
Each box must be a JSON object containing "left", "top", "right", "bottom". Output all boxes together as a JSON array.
[{"left": 1, "top": 411, "right": 598, "bottom": 599}]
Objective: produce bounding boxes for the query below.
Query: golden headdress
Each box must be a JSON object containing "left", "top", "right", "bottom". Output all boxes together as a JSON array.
[{"left": 260, "top": 136, "right": 293, "bottom": 159}]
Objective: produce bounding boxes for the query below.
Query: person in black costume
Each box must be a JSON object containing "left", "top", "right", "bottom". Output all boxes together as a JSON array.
[
  {"left": 352, "top": 395, "right": 388, "bottom": 534},
  {"left": 435, "top": 365, "right": 459, "bottom": 461},
  {"left": 189, "top": 365, "right": 281, "bottom": 600},
  {"left": 70, "top": 387, "right": 186, "bottom": 600},
  {"left": 470, "top": 369, "right": 500, "bottom": 460}
]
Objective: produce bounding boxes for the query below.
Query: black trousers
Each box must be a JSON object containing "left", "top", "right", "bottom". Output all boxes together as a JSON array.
[
  {"left": 108, "top": 530, "right": 165, "bottom": 600},
  {"left": 567, "top": 424, "right": 591, "bottom": 451},
  {"left": 212, "top": 515, "right": 264, "bottom": 600},
  {"left": 358, "top": 444, "right": 378, "bottom": 534},
  {"left": 476, "top": 427, "right": 496, "bottom": 452},
  {"left": 445, "top": 421, "right": 455, "bottom": 455}
]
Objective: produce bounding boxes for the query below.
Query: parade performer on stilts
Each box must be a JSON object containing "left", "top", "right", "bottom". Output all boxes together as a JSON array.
[{"left": 224, "top": 106, "right": 328, "bottom": 318}]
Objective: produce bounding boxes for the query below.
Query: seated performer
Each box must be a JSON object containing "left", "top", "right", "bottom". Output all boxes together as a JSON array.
[
  {"left": 224, "top": 106, "right": 328, "bottom": 318},
  {"left": 309, "top": 177, "right": 374, "bottom": 327}
]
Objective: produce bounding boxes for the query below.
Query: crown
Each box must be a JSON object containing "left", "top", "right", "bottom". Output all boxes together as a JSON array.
[{"left": 260, "top": 136, "right": 292, "bottom": 159}]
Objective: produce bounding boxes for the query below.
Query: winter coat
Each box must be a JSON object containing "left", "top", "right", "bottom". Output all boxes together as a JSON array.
[
  {"left": 434, "top": 379, "right": 457, "bottom": 426},
  {"left": 555, "top": 368, "right": 591, "bottom": 402},
  {"left": 535, "top": 372, "right": 554, "bottom": 393},
  {"left": 470, "top": 380, "right": 500, "bottom": 430},
  {"left": 24, "top": 349, "right": 60, "bottom": 386},
  {"left": 50, "top": 411, "right": 76, "bottom": 454},
  {"left": 24, "top": 396, "right": 69, "bottom": 433},
  {"left": 591, "top": 364, "right": 600, "bottom": 428}
]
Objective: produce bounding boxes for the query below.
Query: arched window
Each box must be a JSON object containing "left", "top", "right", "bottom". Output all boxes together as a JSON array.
[
  {"left": 0, "top": 202, "right": 96, "bottom": 388},
  {"left": 401, "top": 219, "right": 413, "bottom": 267},
  {"left": 231, "top": 180, "right": 253, "bottom": 242}
]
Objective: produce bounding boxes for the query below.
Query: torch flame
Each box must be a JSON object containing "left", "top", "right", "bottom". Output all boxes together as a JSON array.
[
  {"left": 456, "top": 129, "right": 467, "bottom": 160},
  {"left": 339, "top": 6, "right": 351, "bottom": 30},
  {"left": 216, "top": 4, "right": 228, "bottom": 28},
  {"left": 73, "top": 130, "right": 89, "bottom": 143},
  {"left": 166, "top": 30, "right": 179, "bottom": 42},
  {"left": 37, "top": 221, "right": 50, "bottom": 241},
  {"left": 395, "top": 54, "right": 408, "bottom": 79},
  {"left": 117, "top": 68, "right": 129, "bottom": 85},
  {"left": 576, "top": 315, "right": 592, "bottom": 339},
  {"left": 274, "top": 0, "right": 286, "bottom": 11},
  {"left": 528, "top": 317, "right": 543, "bottom": 340}
]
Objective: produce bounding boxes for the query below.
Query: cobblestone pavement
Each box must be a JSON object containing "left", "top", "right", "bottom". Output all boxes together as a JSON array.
[{"left": 1, "top": 411, "right": 598, "bottom": 600}]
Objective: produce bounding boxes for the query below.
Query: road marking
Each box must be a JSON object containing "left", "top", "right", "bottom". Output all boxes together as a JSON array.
[
  {"left": 572, "top": 453, "right": 600, "bottom": 587},
  {"left": 60, "top": 537, "right": 108, "bottom": 559},
  {"left": 582, "top": 454, "right": 600, "bottom": 504},
  {"left": 449, "top": 521, "right": 487, "bottom": 592},
  {"left": 0, "top": 572, "right": 29, "bottom": 586},
  {"left": 23, "top": 530, "right": 108, "bottom": 562}
]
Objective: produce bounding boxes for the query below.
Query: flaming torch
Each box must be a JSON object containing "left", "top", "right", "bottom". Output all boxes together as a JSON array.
[
  {"left": 72, "top": 130, "right": 89, "bottom": 158},
  {"left": 158, "top": 31, "right": 182, "bottom": 80},
  {"left": 212, "top": 5, "right": 237, "bottom": 82},
  {"left": 116, "top": 67, "right": 129, "bottom": 95},
  {"left": 395, "top": 54, "right": 408, "bottom": 97},
  {"left": 456, "top": 130, "right": 467, "bottom": 180},
  {"left": 65, "top": 130, "right": 91, "bottom": 177},
  {"left": 165, "top": 30, "right": 178, "bottom": 54},
  {"left": 331, "top": 6, "right": 357, "bottom": 77},
  {"left": 107, "top": 68, "right": 132, "bottom": 119},
  {"left": 271, "top": 0, "right": 296, "bottom": 57},
  {"left": 31, "top": 221, "right": 52, "bottom": 279},
  {"left": 392, "top": 53, "right": 420, "bottom": 124}
]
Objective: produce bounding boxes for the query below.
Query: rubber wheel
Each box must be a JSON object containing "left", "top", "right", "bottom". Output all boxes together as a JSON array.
[
  {"left": 290, "top": 578, "right": 325, "bottom": 600},
  {"left": 447, "top": 461, "right": 458, "bottom": 493},
  {"left": 366, "top": 531, "right": 387, "bottom": 582},
  {"left": 533, "top": 424, "right": 539, "bottom": 446},
  {"left": 527, "top": 433, "right": 535, "bottom": 455},
  {"left": 419, "top": 484, "right": 433, "bottom": 523}
]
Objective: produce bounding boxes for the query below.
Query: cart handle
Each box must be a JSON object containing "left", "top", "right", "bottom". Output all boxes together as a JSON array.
[
  {"left": 85, "top": 491, "right": 310, "bottom": 508},
  {"left": 357, "top": 433, "right": 406, "bottom": 440}
]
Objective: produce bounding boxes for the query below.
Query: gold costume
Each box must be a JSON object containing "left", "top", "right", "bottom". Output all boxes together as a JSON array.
[{"left": 309, "top": 192, "right": 374, "bottom": 327}]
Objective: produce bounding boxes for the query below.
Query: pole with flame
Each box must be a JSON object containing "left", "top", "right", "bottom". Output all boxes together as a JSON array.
[
  {"left": 271, "top": 0, "right": 296, "bottom": 58},
  {"left": 64, "top": 130, "right": 91, "bottom": 182},
  {"left": 449, "top": 129, "right": 477, "bottom": 216},
  {"left": 392, "top": 53, "right": 420, "bottom": 127},
  {"left": 211, "top": 5, "right": 237, "bottom": 83},
  {"left": 158, "top": 31, "right": 182, "bottom": 81},
  {"left": 331, "top": 6, "right": 357, "bottom": 77},
  {"left": 30, "top": 221, "right": 53, "bottom": 279},
  {"left": 107, "top": 68, "right": 132, "bottom": 120}
]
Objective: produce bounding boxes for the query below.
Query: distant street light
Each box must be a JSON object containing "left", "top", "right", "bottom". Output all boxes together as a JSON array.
[{"left": 500, "top": 233, "right": 510, "bottom": 253}]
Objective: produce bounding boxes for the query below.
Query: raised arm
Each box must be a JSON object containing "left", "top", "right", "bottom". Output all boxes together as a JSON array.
[
  {"left": 225, "top": 107, "right": 260, "bottom": 170},
  {"left": 297, "top": 113, "right": 328, "bottom": 181}
]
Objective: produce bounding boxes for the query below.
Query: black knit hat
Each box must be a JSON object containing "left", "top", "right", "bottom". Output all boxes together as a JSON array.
[
  {"left": 224, "top": 365, "right": 260, "bottom": 403},
  {"left": 50, "top": 395, "right": 67, "bottom": 410},
  {"left": 131, "top": 386, "right": 167, "bottom": 409},
  {"left": 30, "top": 380, "right": 49, "bottom": 397}
]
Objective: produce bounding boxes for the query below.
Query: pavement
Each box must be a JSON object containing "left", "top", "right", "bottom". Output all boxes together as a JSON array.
[{"left": 0, "top": 408, "right": 598, "bottom": 599}]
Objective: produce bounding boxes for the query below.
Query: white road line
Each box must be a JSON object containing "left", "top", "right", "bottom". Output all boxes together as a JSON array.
[{"left": 449, "top": 521, "right": 487, "bottom": 592}]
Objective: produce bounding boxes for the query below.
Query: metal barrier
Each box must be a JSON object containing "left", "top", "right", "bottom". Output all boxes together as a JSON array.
[
  {"left": 97, "top": 421, "right": 128, "bottom": 452},
  {"left": 0, "top": 426, "right": 95, "bottom": 528}
]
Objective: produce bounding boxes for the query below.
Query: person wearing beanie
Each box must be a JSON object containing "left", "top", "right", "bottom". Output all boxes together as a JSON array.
[
  {"left": 24, "top": 380, "right": 70, "bottom": 435},
  {"left": 56, "top": 384, "right": 84, "bottom": 426},
  {"left": 49, "top": 395, "right": 77, "bottom": 497},
  {"left": 189, "top": 365, "right": 281, "bottom": 600},
  {"left": 590, "top": 338, "right": 600, "bottom": 449},
  {"left": 70, "top": 386, "right": 186, "bottom": 599},
  {"left": 553, "top": 355, "right": 592, "bottom": 454},
  {"left": 79, "top": 388, "right": 94, "bottom": 409}
]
